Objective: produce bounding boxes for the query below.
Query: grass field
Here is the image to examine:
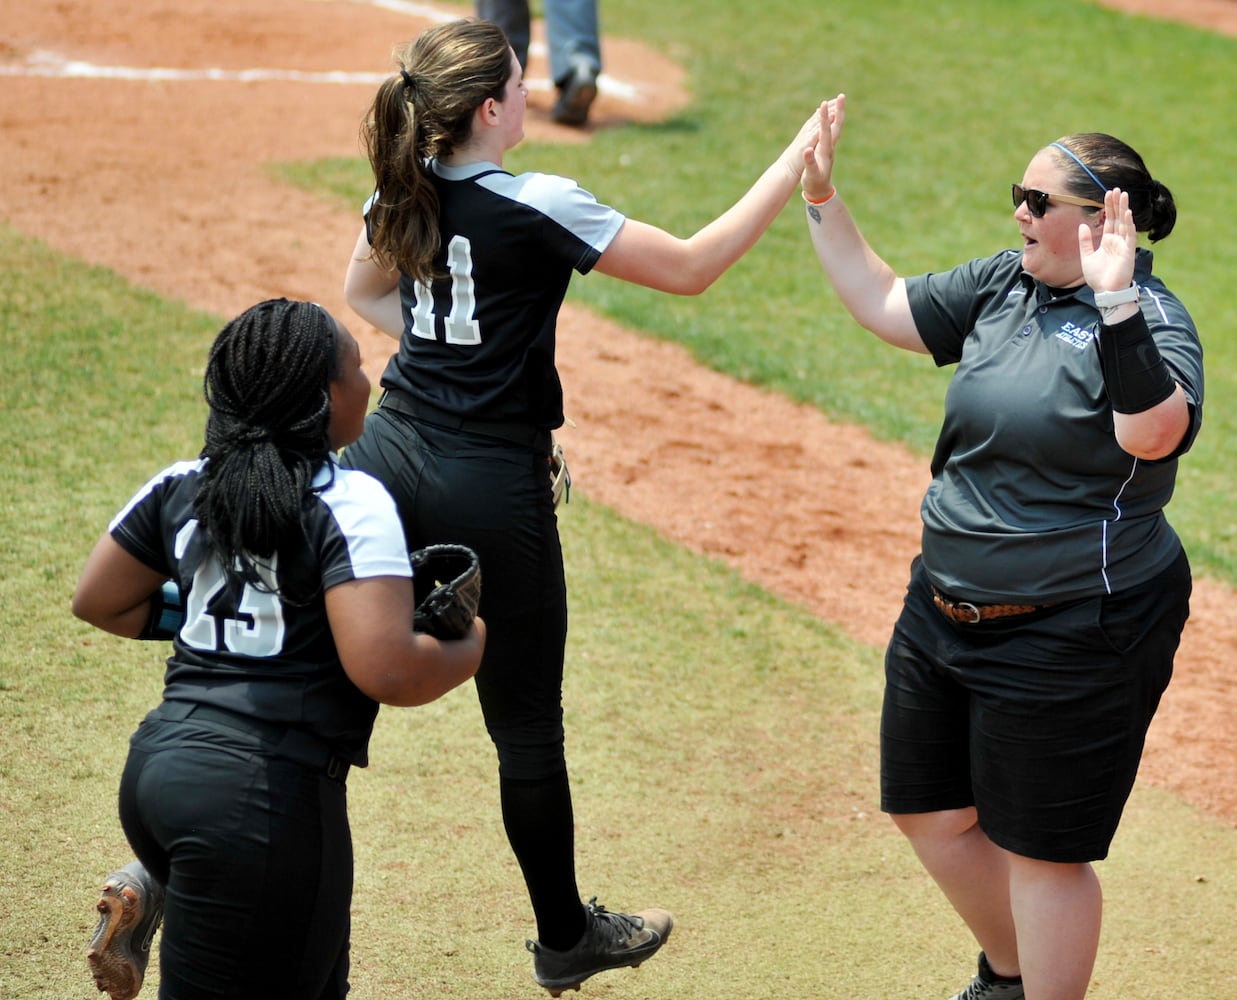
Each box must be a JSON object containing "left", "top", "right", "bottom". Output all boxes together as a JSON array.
[{"left": 2, "top": 1, "right": 1235, "bottom": 997}]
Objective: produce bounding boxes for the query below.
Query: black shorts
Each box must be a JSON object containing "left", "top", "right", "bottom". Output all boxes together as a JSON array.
[
  {"left": 341, "top": 406, "right": 568, "bottom": 778},
  {"left": 880, "top": 548, "right": 1191, "bottom": 863}
]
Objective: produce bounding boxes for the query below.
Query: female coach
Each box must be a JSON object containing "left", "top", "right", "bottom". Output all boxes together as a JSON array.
[{"left": 799, "top": 96, "right": 1202, "bottom": 999}]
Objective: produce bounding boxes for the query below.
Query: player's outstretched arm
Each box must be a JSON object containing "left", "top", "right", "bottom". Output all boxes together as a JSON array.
[
  {"left": 592, "top": 108, "right": 823, "bottom": 295},
  {"left": 326, "top": 576, "right": 485, "bottom": 707}
]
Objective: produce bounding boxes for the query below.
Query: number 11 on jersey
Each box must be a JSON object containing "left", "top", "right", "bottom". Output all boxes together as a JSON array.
[{"left": 409, "top": 235, "right": 481, "bottom": 345}]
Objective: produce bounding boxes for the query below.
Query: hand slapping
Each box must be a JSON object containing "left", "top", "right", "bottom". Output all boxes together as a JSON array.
[{"left": 801, "top": 95, "right": 846, "bottom": 201}]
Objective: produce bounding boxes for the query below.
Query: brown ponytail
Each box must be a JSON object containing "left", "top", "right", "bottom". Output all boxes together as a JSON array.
[{"left": 361, "top": 18, "right": 513, "bottom": 284}]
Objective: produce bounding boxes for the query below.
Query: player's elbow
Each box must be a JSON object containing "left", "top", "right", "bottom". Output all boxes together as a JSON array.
[
  {"left": 349, "top": 669, "right": 424, "bottom": 707},
  {"left": 647, "top": 259, "right": 717, "bottom": 296},
  {"left": 70, "top": 590, "right": 95, "bottom": 626},
  {"left": 71, "top": 582, "right": 108, "bottom": 628},
  {"left": 70, "top": 588, "right": 124, "bottom": 635},
  {"left": 342, "top": 275, "right": 376, "bottom": 320},
  {"left": 342, "top": 638, "right": 481, "bottom": 708},
  {"left": 344, "top": 648, "right": 426, "bottom": 706},
  {"left": 364, "top": 676, "right": 435, "bottom": 708},
  {"left": 674, "top": 273, "right": 714, "bottom": 296}
]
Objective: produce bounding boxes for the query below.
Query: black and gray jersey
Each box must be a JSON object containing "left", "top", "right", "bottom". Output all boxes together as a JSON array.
[
  {"left": 373, "top": 159, "right": 625, "bottom": 428},
  {"left": 107, "top": 456, "right": 412, "bottom": 764}
]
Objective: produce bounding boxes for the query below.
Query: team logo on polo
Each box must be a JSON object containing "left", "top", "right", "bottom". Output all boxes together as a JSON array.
[{"left": 1055, "top": 321, "right": 1094, "bottom": 351}]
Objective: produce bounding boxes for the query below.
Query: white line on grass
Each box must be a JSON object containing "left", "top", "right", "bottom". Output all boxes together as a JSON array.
[{"left": 2, "top": 0, "right": 639, "bottom": 101}]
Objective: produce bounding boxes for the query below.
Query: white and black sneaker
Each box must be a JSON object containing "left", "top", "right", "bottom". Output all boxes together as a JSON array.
[
  {"left": 86, "top": 861, "right": 165, "bottom": 1000},
  {"left": 949, "top": 951, "right": 1025, "bottom": 999},
  {"left": 526, "top": 897, "right": 673, "bottom": 996}
]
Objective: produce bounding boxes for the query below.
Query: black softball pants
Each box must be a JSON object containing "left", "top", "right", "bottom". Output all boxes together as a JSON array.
[
  {"left": 341, "top": 406, "right": 568, "bottom": 776},
  {"left": 118, "top": 711, "right": 353, "bottom": 999},
  {"left": 342, "top": 406, "right": 588, "bottom": 949}
]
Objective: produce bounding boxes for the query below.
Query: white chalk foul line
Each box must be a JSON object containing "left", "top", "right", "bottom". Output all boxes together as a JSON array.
[
  {"left": 0, "top": 48, "right": 636, "bottom": 100},
  {"left": 0, "top": 49, "right": 390, "bottom": 85},
  {"left": 1, "top": 0, "right": 640, "bottom": 101}
]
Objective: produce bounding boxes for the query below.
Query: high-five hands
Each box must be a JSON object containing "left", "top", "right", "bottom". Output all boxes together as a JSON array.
[{"left": 801, "top": 94, "right": 846, "bottom": 201}]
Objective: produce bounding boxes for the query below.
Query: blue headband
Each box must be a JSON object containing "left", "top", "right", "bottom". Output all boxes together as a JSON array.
[{"left": 1050, "top": 142, "right": 1107, "bottom": 195}]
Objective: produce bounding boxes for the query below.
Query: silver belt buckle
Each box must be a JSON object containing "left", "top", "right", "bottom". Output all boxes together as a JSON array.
[{"left": 956, "top": 601, "right": 982, "bottom": 624}]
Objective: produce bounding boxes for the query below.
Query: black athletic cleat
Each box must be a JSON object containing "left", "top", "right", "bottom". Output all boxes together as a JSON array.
[
  {"left": 527, "top": 897, "right": 672, "bottom": 997},
  {"left": 949, "top": 951, "right": 1026, "bottom": 1000},
  {"left": 86, "top": 861, "right": 165, "bottom": 1000}
]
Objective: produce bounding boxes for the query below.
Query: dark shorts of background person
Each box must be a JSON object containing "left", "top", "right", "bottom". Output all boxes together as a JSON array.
[
  {"left": 118, "top": 706, "right": 354, "bottom": 999},
  {"left": 341, "top": 403, "right": 568, "bottom": 781},
  {"left": 880, "top": 547, "right": 1191, "bottom": 863}
]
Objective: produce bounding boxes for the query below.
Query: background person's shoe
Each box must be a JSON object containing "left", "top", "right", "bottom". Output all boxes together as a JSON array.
[
  {"left": 86, "top": 861, "right": 165, "bottom": 1000},
  {"left": 551, "top": 60, "right": 598, "bottom": 127},
  {"left": 949, "top": 951, "right": 1025, "bottom": 999},
  {"left": 527, "top": 897, "right": 673, "bottom": 996}
]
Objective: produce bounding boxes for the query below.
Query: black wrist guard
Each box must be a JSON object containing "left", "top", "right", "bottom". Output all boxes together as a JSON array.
[
  {"left": 138, "top": 580, "right": 185, "bottom": 641},
  {"left": 1098, "top": 311, "right": 1176, "bottom": 414}
]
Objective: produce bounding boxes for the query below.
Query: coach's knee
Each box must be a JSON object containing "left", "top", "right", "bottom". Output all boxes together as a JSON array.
[{"left": 890, "top": 806, "right": 981, "bottom": 843}]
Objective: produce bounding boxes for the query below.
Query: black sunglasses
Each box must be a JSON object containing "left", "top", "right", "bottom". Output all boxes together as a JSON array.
[{"left": 1012, "top": 183, "right": 1105, "bottom": 218}]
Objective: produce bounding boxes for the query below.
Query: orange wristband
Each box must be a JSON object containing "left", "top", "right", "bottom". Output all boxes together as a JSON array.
[{"left": 802, "top": 187, "right": 837, "bottom": 206}]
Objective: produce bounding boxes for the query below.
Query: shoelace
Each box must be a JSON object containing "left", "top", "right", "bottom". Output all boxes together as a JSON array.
[
  {"left": 585, "top": 898, "right": 645, "bottom": 945},
  {"left": 960, "top": 980, "right": 1019, "bottom": 1000}
]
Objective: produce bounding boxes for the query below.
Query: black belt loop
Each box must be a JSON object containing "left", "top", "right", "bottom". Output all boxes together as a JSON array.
[
  {"left": 157, "top": 701, "right": 350, "bottom": 783},
  {"left": 378, "top": 387, "right": 549, "bottom": 450},
  {"left": 155, "top": 700, "right": 195, "bottom": 722}
]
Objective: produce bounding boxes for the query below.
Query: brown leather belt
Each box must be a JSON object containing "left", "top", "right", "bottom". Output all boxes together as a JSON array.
[{"left": 931, "top": 587, "right": 1055, "bottom": 624}]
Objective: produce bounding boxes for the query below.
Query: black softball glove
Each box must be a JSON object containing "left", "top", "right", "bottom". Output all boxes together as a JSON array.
[{"left": 410, "top": 544, "right": 482, "bottom": 640}]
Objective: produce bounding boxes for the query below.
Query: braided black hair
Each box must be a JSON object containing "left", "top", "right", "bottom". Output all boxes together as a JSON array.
[{"left": 194, "top": 298, "right": 338, "bottom": 601}]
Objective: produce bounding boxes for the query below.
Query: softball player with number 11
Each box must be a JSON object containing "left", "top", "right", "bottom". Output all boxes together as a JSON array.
[{"left": 340, "top": 17, "right": 823, "bottom": 996}]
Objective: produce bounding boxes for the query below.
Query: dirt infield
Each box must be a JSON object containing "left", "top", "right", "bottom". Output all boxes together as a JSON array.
[{"left": 2, "top": 0, "right": 1233, "bottom": 823}]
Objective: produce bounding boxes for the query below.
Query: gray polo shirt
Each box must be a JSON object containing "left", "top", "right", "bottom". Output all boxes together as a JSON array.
[{"left": 905, "top": 247, "right": 1203, "bottom": 603}]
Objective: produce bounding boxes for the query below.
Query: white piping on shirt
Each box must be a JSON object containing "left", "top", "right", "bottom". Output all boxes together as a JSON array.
[
  {"left": 1101, "top": 457, "right": 1140, "bottom": 594},
  {"left": 1100, "top": 286, "right": 1170, "bottom": 595},
  {"left": 1144, "top": 285, "right": 1171, "bottom": 324}
]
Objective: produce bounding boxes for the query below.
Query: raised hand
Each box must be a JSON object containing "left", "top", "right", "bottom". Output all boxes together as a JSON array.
[
  {"left": 1079, "top": 187, "right": 1136, "bottom": 293},
  {"left": 801, "top": 94, "right": 846, "bottom": 200},
  {"left": 780, "top": 104, "right": 828, "bottom": 180}
]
